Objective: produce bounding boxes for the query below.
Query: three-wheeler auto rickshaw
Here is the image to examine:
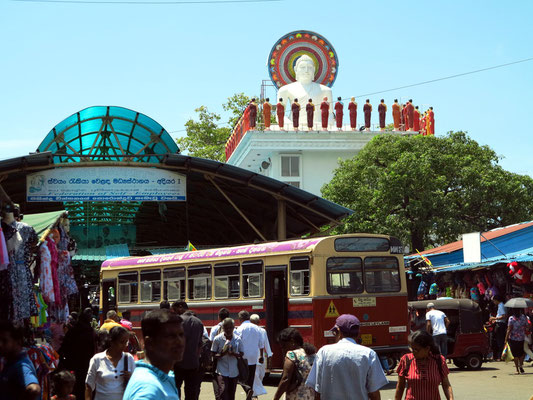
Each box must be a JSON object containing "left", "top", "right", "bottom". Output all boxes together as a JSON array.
[{"left": 408, "top": 299, "right": 490, "bottom": 370}]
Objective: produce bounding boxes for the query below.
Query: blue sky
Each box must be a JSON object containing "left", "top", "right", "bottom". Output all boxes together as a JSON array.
[{"left": 1, "top": 0, "right": 532, "bottom": 175}]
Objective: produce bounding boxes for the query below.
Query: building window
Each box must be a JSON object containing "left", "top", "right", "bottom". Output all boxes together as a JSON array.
[
  {"left": 188, "top": 265, "right": 212, "bottom": 300},
  {"left": 214, "top": 262, "right": 240, "bottom": 299},
  {"left": 140, "top": 270, "right": 161, "bottom": 303},
  {"left": 290, "top": 256, "right": 310, "bottom": 296},
  {"left": 118, "top": 272, "right": 138, "bottom": 303},
  {"left": 281, "top": 155, "right": 300, "bottom": 177},
  {"left": 243, "top": 260, "right": 263, "bottom": 298},
  {"left": 164, "top": 267, "right": 185, "bottom": 301}
]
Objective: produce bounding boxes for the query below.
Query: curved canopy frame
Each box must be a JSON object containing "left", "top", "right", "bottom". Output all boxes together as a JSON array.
[{"left": 37, "top": 106, "right": 179, "bottom": 164}]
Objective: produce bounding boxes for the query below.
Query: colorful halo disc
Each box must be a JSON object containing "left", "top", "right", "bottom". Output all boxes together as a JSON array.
[{"left": 267, "top": 30, "right": 339, "bottom": 88}]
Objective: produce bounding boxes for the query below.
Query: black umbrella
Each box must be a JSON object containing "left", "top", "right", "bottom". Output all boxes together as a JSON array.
[{"left": 504, "top": 297, "right": 533, "bottom": 308}]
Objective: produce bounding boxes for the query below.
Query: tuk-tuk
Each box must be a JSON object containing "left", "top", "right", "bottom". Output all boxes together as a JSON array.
[{"left": 408, "top": 299, "right": 489, "bottom": 370}]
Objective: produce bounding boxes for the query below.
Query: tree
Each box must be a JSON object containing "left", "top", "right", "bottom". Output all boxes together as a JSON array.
[
  {"left": 321, "top": 131, "right": 533, "bottom": 251},
  {"left": 177, "top": 106, "right": 231, "bottom": 162},
  {"left": 223, "top": 93, "right": 252, "bottom": 128},
  {"left": 177, "top": 93, "right": 253, "bottom": 162}
]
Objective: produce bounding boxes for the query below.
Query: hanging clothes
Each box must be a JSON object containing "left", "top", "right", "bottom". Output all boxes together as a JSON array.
[
  {"left": 46, "top": 237, "right": 61, "bottom": 306},
  {"left": 0, "top": 225, "right": 9, "bottom": 270},
  {"left": 0, "top": 222, "right": 15, "bottom": 320},
  {"left": 40, "top": 242, "right": 55, "bottom": 304},
  {"left": 30, "top": 290, "right": 48, "bottom": 327},
  {"left": 27, "top": 343, "right": 59, "bottom": 400},
  {"left": 9, "top": 221, "right": 38, "bottom": 321},
  {"left": 57, "top": 250, "right": 78, "bottom": 297}
]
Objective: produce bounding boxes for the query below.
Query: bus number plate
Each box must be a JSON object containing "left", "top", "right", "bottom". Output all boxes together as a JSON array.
[{"left": 353, "top": 297, "right": 376, "bottom": 307}]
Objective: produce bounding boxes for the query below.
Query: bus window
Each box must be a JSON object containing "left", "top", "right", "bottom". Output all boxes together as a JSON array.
[
  {"left": 140, "top": 270, "right": 161, "bottom": 303},
  {"left": 326, "top": 257, "right": 363, "bottom": 294},
  {"left": 118, "top": 272, "right": 138, "bottom": 304},
  {"left": 335, "top": 237, "right": 390, "bottom": 252},
  {"left": 188, "top": 265, "right": 212, "bottom": 300},
  {"left": 214, "top": 262, "right": 240, "bottom": 299},
  {"left": 163, "top": 267, "right": 185, "bottom": 301},
  {"left": 290, "top": 257, "right": 310, "bottom": 296},
  {"left": 242, "top": 260, "right": 263, "bottom": 298},
  {"left": 364, "top": 257, "right": 401, "bottom": 293}
]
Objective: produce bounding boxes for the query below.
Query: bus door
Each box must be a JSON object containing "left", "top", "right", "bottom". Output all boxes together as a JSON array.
[
  {"left": 265, "top": 266, "right": 288, "bottom": 369},
  {"left": 101, "top": 278, "right": 117, "bottom": 322}
]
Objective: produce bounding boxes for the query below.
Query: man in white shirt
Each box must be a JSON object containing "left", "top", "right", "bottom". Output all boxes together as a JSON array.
[
  {"left": 426, "top": 302, "right": 450, "bottom": 357},
  {"left": 235, "top": 310, "right": 265, "bottom": 400},
  {"left": 210, "top": 308, "right": 230, "bottom": 342},
  {"left": 306, "top": 314, "right": 387, "bottom": 400},
  {"left": 250, "top": 314, "right": 272, "bottom": 397}
]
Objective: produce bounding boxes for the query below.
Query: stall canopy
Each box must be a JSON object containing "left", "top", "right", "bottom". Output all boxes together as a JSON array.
[
  {"left": 0, "top": 106, "right": 353, "bottom": 251},
  {"left": 23, "top": 210, "right": 66, "bottom": 240},
  {"left": 407, "top": 221, "right": 533, "bottom": 272}
]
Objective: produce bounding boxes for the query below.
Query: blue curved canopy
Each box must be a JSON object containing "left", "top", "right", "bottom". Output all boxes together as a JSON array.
[{"left": 37, "top": 106, "right": 179, "bottom": 164}]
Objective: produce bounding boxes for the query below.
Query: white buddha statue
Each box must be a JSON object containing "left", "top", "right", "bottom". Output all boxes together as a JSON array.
[{"left": 278, "top": 55, "right": 334, "bottom": 129}]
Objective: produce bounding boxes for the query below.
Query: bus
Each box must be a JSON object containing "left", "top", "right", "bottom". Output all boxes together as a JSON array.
[{"left": 100, "top": 233, "right": 409, "bottom": 368}]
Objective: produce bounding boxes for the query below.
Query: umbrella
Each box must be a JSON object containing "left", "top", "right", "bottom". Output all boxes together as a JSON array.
[{"left": 504, "top": 297, "right": 533, "bottom": 308}]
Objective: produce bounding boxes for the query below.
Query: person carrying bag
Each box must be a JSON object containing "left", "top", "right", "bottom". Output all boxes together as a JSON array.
[{"left": 85, "top": 326, "right": 135, "bottom": 400}]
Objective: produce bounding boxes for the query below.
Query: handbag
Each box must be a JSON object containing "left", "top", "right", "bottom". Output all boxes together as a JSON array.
[
  {"left": 502, "top": 343, "right": 514, "bottom": 363},
  {"left": 286, "top": 351, "right": 303, "bottom": 393},
  {"left": 237, "top": 356, "right": 249, "bottom": 383}
]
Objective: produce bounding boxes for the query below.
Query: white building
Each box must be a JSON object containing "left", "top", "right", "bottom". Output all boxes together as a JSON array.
[{"left": 226, "top": 129, "right": 385, "bottom": 196}]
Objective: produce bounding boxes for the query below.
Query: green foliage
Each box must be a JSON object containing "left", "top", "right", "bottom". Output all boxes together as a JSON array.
[
  {"left": 177, "top": 93, "right": 254, "bottom": 162},
  {"left": 322, "top": 131, "right": 533, "bottom": 251},
  {"left": 177, "top": 106, "right": 231, "bottom": 162},
  {"left": 223, "top": 93, "right": 252, "bottom": 128}
]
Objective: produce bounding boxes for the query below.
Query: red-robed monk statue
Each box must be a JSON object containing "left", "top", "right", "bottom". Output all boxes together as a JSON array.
[
  {"left": 320, "top": 97, "right": 329, "bottom": 130},
  {"left": 262, "top": 98, "right": 272, "bottom": 131},
  {"left": 378, "top": 99, "right": 387, "bottom": 131},
  {"left": 334, "top": 97, "right": 343, "bottom": 131},
  {"left": 292, "top": 99, "right": 301, "bottom": 131},
  {"left": 413, "top": 106, "right": 420, "bottom": 132},
  {"left": 248, "top": 98, "right": 258, "bottom": 129},
  {"left": 348, "top": 97, "right": 357, "bottom": 131},
  {"left": 428, "top": 107, "right": 435, "bottom": 135},
  {"left": 392, "top": 99, "right": 400, "bottom": 131},
  {"left": 276, "top": 98, "right": 285, "bottom": 130},
  {"left": 401, "top": 103, "right": 407, "bottom": 131},
  {"left": 363, "top": 99, "right": 372, "bottom": 131},
  {"left": 405, "top": 99, "right": 414, "bottom": 131},
  {"left": 306, "top": 99, "right": 315, "bottom": 131}
]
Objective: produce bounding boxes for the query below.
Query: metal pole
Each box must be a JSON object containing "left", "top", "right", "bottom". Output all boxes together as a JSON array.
[{"left": 277, "top": 199, "right": 286, "bottom": 240}]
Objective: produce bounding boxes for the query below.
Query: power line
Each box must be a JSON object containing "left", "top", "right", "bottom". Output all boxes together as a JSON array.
[
  {"left": 349, "top": 56, "right": 533, "bottom": 99},
  {"left": 12, "top": 0, "right": 279, "bottom": 4}
]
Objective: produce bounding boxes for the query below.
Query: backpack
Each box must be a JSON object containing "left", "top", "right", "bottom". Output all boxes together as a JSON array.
[{"left": 199, "top": 336, "right": 213, "bottom": 371}]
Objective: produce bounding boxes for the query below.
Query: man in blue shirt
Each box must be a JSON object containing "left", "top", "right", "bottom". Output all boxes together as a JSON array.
[
  {"left": 123, "top": 309, "right": 185, "bottom": 400},
  {"left": 306, "top": 314, "right": 387, "bottom": 400},
  {"left": 490, "top": 295, "right": 507, "bottom": 360},
  {"left": 0, "top": 320, "right": 41, "bottom": 400}
]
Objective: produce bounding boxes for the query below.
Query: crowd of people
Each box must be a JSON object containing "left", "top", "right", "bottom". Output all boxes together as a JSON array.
[{"left": 0, "top": 300, "right": 465, "bottom": 400}]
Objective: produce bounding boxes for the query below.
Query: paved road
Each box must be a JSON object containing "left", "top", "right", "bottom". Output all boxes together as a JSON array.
[{"left": 197, "top": 361, "right": 533, "bottom": 399}]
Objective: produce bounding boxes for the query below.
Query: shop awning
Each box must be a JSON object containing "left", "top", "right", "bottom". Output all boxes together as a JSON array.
[
  {"left": 434, "top": 246, "right": 533, "bottom": 273},
  {"left": 23, "top": 210, "right": 67, "bottom": 240},
  {"left": 72, "top": 244, "right": 130, "bottom": 262}
]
